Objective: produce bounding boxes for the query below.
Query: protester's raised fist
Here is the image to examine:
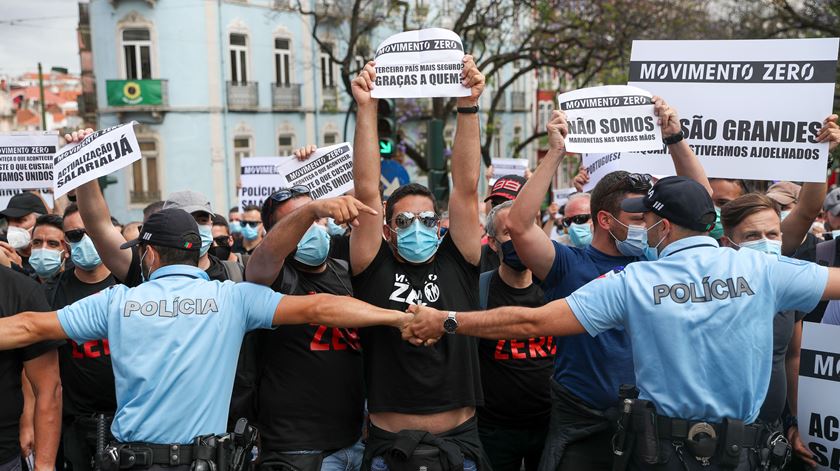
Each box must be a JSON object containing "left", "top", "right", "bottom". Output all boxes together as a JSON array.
[
  {"left": 311, "top": 195, "right": 377, "bottom": 227},
  {"left": 817, "top": 114, "right": 840, "bottom": 152},
  {"left": 573, "top": 166, "right": 590, "bottom": 193},
  {"left": 404, "top": 304, "right": 446, "bottom": 345},
  {"left": 294, "top": 144, "right": 318, "bottom": 162},
  {"left": 652, "top": 96, "right": 681, "bottom": 138},
  {"left": 351, "top": 61, "right": 378, "bottom": 108},
  {"left": 64, "top": 128, "right": 94, "bottom": 145},
  {"left": 546, "top": 110, "right": 568, "bottom": 152},
  {"left": 458, "top": 55, "right": 485, "bottom": 107}
]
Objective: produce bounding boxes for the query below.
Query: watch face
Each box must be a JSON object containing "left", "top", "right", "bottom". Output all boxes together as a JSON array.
[{"left": 444, "top": 317, "right": 458, "bottom": 333}]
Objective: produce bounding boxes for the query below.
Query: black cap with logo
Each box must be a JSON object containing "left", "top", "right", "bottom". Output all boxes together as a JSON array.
[
  {"left": 120, "top": 208, "right": 201, "bottom": 251},
  {"left": 484, "top": 175, "right": 527, "bottom": 202},
  {"left": 620, "top": 176, "right": 716, "bottom": 232},
  {"left": 0, "top": 193, "right": 48, "bottom": 218}
]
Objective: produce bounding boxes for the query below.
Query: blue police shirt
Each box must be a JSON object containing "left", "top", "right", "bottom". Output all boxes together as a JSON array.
[
  {"left": 56, "top": 265, "right": 282, "bottom": 444},
  {"left": 566, "top": 236, "right": 828, "bottom": 423},
  {"left": 542, "top": 241, "right": 637, "bottom": 409}
]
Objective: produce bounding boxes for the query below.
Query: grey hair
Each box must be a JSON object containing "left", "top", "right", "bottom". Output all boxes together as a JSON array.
[
  {"left": 566, "top": 192, "right": 591, "bottom": 203},
  {"left": 485, "top": 200, "right": 515, "bottom": 238}
]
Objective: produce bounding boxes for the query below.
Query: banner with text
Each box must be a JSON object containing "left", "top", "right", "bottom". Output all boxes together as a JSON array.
[
  {"left": 491, "top": 158, "right": 528, "bottom": 184},
  {"left": 628, "top": 38, "right": 839, "bottom": 182},
  {"left": 52, "top": 122, "right": 141, "bottom": 198},
  {"left": 581, "top": 152, "right": 675, "bottom": 192},
  {"left": 0, "top": 132, "right": 59, "bottom": 189},
  {"left": 798, "top": 322, "right": 840, "bottom": 471},
  {"left": 553, "top": 187, "right": 577, "bottom": 207},
  {"left": 559, "top": 85, "right": 662, "bottom": 153},
  {"left": 0, "top": 189, "right": 53, "bottom": 212},
  {"left": 371, "top": 28, "right": 470, "bottom": 99}
]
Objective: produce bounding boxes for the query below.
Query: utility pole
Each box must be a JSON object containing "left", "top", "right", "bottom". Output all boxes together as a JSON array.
[{"left": 37, "top": 62, "right": 47, "bottom": 130}]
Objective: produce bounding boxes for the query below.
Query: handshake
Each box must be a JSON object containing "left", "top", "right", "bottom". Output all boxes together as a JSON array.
[{"left": 399, "top": 305, "right": 450, "bottom": 347}]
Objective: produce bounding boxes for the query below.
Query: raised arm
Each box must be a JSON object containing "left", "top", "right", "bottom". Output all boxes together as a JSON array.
[
  {"left": 447, "top": 55, "right": 484, "bottom": 265},
  {"left": 246, "top": 195, "right": 376, "bottom": 285},
  {"left": 349, "top": 61, "right": 384, "bottom": 275},
  {"left": 0, "top": 312, "right": 67, "bottom": 350},
  {"left": 23, "top": 350, "right": 62, "bottom": 471},
  {"left": 508, "top": 111, "right": 567, "bottom": 280},
  {"left": 781, "top": 115, "right": 838, "bottom": 255},
  {"left": 653, "top": 96, "right": 712, "bottom": 196},
  {"left": 273, "top": 293, "right": 412, "bottom": 330}
]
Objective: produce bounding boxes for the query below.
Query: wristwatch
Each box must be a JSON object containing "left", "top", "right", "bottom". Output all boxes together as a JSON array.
[
  {"left": 443, "top": 311, "right": 458, "bottom": 334},
  {"left": 457, "top": 105, "right": 479, "bottom": 114},
  {"left": 662, "top": 130, "right": 685, "bottom": 145}
]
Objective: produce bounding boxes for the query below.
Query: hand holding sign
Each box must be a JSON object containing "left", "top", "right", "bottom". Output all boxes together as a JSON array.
[
  {"left": 458, "top": 55, "right": 485, "bottom": 106},
  {"left": 546, "top": 110, "right": 569, "bottom": 153},
  {"left": 652, "top": 96, "right": 681, "bottom": 138},
  {"left": 817, "top": 114, "right": 840, "bottom": 151}
]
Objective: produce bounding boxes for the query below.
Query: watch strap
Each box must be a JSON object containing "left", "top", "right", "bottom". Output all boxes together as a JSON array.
[
  {"left": 457, "top": 105, "right": 479, "bottom": 114},
  {"left": 662, "top": 130, "right": 685, "bottom": 145}
]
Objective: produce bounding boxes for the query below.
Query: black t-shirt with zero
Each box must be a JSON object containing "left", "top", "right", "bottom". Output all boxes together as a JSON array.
[
  {"left": 478, "top": 270, "right": 553, "bottom": 428},
  {"left": 257, "top": 259, "right": 364, "bottom": 451},
  {"left": 48, "top": 268, "right": 118, "bottom": 418},
  {"left": 352, "top": 235, "right": 483, "bottom": 414},
  {"left": 0, "top": 266, "right": 62, "bottom": 463}
]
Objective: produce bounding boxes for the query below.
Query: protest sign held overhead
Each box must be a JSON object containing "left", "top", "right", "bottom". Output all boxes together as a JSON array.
[
  {"left": 553, "top": 188, "right": 577, "bottom": 207},
  {"left": 581, "top": 152, "right": 675, "bottom": 192},
  {"left": 52, "top": 122, "right": 141, "bottom": 198},
  {"left": 798, "top": 322, "right": 840, "bottom": 471},
  {"left": 558, "top": 85, "right": 662, "bottom": 153},
  {"left": 628, "top": 38, "right": 840, "bottom": 183},
  {"left": 238, "top": 156, "right": 290, "bottom": 210},
  {"left": 0, "top": 132, "right": 59, "bottom": 189},
  {"left": 491, "top": 158, "right": 528, "bottom": 183},
  {"left": 371, "top": 28, "right": 471, "bottom": 99}
]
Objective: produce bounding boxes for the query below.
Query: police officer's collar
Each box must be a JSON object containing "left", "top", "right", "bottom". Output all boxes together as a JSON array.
[
  {"left": 658, "top": 235, "right": 719, "bottom": 258},
  {"left": 149, "top": 264, "right": 210, "bottom": 281}
]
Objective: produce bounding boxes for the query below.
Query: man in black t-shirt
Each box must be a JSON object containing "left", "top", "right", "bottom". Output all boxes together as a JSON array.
[
  {"left": 349, "top": 58, "right": 489, "bottom": 471},
  {"left": 244, "top": 178, "right": 377, "bottom": 471},
  {"left": 479, "top": 175, "right": 527, "bottom": 273},
  {"left": 478, "top": 201, "right": 551, "bottom": 471},
  {"left": 0, "top": 266, "right": 62, "bottom": 471},
  {"left": 48, "top": 203, "right": 118, "bottom": 471}
]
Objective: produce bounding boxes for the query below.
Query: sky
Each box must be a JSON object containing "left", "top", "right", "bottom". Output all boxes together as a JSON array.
[{"left": 0, "top": 0, "right": 81, "bottom": 77}]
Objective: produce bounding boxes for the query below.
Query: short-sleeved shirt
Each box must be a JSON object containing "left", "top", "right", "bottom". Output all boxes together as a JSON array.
[
  {"left": 542, "top": 241, "right": 637, "bottom": 409},
  {"left": 758, "top": 310, "right": 806, "bottom": 422},
  {"left": 567, "top": 236, "right": 828, "bottom": 423},
  {"left": 57, "top": 265, "right": 282, "bottom": 444},
  {"left": 0, "top": 266, "right": 62, "bottom": 463}
]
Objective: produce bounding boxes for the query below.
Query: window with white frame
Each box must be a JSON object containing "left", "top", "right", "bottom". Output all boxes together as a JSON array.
[
  {"left": 233, "top": 136, "right": 253, "bottom": 176},
  {"left": 320, "top": 43, "right": 336, "bottom": 89},
  {"left": 323, "top": 132, "right": 338, "bottom": 145},
  {"left": 122, "top": 28, "right": 152, "bottom": 79},
  {"left": 230, "top": 33, "right": 249, "bottom": 84},
  {"left": 130, "top": 138, "right": 160, "bottom": 203},
  {"left": 274, "top": 37, "right": 291, "bottom": 86},
  {"left": 277, "top": 134, "right": 295, "bottom": 155}
]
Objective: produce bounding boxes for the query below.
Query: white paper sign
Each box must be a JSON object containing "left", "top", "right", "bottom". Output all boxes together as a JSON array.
[
  {"left": 0, "top": 132, "right": 59, "bottom": 189},
  {"left": 0, "top": 188, "right": 53, "bottom": 212},
  {"left": 553, "top": 187, "right": 577, "bottom": 206},
  {"left": 239, "top": 143, "right": 354, "bottom": 210},
  {"left": 491, "top": 158, "right": 528, "bottom": 182},
  {"left": 797, "top": 322, "right": 840, "bottom": 471},
  {"left": 581, "top": 152, "right": 676, "bottom": 192},
  {"left": 559, "top": 85, "right": 662, "bottom": 153},
  {"left": 371, "top": 28, "right": 470, "bottom": 99},
  {"left": 628, "top": 38, "right": 839, "bottom": 182},
  {"left": 52, "top": 122, "right": 141, "bottom": 198}
]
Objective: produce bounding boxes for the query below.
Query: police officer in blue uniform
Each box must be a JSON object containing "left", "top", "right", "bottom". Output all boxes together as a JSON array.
[
  {"left": 0, "top": 208, "right": 412, "bottom": 471},
  {"left": 405, "top": 176, "right": 840, "bottom": 471}
]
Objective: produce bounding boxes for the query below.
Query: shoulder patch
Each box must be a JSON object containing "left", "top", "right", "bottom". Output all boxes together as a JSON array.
[{"left": 776, "top": 255, "right": 810, "bottom": 266}]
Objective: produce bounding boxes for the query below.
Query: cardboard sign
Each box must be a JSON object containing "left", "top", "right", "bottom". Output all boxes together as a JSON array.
[
  {"left": 628, "top": 38, "right": 840, "bottom": 182},
  {"left": 559, "top": 85, "right": 662, "bottom": 153},
  {"left": 0, "top": 131, "right": 59, "bottom": 190},
  {"left": 371, "top": 28, "right": 470, "bottom": 99},
  {"left": 52, "top": 122, "right": 141, "bottom": 198},
  {"left": 798, "top": 322, "right": 840, "bottom": 471}
]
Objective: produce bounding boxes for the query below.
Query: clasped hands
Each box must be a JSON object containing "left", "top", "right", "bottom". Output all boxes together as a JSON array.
[{"left": 398, "top": 305, "right": 448, "bottom": 347}]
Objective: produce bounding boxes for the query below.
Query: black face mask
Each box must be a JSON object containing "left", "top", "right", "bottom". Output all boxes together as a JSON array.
[
  {"left": 500, "top": 240, "right": 528, "bottom": 272},
  {"left": 210, "top": 245, "right": 231, "bottom": 261}
]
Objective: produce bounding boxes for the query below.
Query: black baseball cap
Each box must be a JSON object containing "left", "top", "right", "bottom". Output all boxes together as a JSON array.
[
  {"left": 620, "top": 176, "right": 716, "bottom": 232},
  {"left": 0, "top": 192, "right": 48, "bottom": 218},
  {"left": 120, "top": 208, "right": 201, "bottom": 251},
  {"left": 484, "top": 175, "right": 527, "bottom": 202}
]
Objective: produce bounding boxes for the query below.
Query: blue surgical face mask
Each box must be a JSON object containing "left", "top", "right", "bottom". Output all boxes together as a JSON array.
[
  {"left": 241, "top": 223, "right": 260, "bottom": 241},
  {"left": 780, "top": 210, "right": 791, "bottom": 221},
  {"left": 394, "top": 219, "right": 441, "bottom": 264},
  {"left": 198, "top": 224, "right": 213, "bottom": 257},
  {"left": 567, "top": 223, "right": 592, "bottom": 248},
  {"left": 294, "top": 224, "right": 331, "bottom": 267},
  {"left": 737, "top": 238, "right": 782, "bottom": 256},
  {"left": 229, "top": 220, "right": 242, "bottom": 234},
  {"left": 709, "top": 207, "right": 724, "bottom": 240},
  {"left": 500, "top": 240, "right": 527, "bottom": 271},
  {"left": 610, "top": 216, "right": 663, "bottom": 258},
  {"left": 326, "top": 218, "right": 345, "bottom": 236},
  {"left": 30, "top": 248, "right": 63, "bottom": 278},
  {"left": 69, "top": 234, "right": 102, "bottom": 271}
]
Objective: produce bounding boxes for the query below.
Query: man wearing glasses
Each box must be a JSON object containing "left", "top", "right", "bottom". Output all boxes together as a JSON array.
[
  {"left": 505, "top": 101, "right": 712, "bottom": 471},
  {"left": 349, "top": 57, "right": 490, "bottom": 471},
  {"left": 235, "top": 205, "right": 264, "bottom": 255}
]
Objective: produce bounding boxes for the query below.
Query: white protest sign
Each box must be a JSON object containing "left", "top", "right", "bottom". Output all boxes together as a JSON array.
[
  {"left": 559, "top": 85, "right": 662, "bottom": 153},
  {"left": 238, "top": 156, "right": 291, "bottom": 210},
  {"left": 491, "top": 158, "right": 528, "bottom": 183},
  {"left": 52, "top": 122, "right": 141, "bottom": 198},
  {"left": 628, "top": 38, "right": 839, "bottom": 182},
  {"left": 581, "top": 152, "right": 676, "bottom": 192},
  {"left": 798, "top": 322, "right": 840, "bottom": 471},
  {"left": 553, "top": 187, "right": 577, "bottom": 206},
  {"left": 0, "top": 188, "right": 52, "bottom": 212},
  {"left": 0, "top": 132, "right": 59, "bottom": 189},
  {"left": 371, "top": 28, "right": 470, "bottom": 99}
]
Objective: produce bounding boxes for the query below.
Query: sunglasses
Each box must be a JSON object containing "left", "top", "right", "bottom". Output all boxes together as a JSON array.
[
  {"left": 563, "top": 214, "right": 591, "bottom": 227},
  {"left": 241, "top": 220, "right": 261, "bottom": 228},
  {"left": 393, "top": 211, "right": 439, "bottom": 230},
  {"left": 64, "top": 228, "right": 87, "bottom": 243},
  {"left": 270, "top": 185, "right": 311, "bottom": 204},
  {"left": 213, "top": 235, "right": 231, "bottom": 246},
  {"left": 626, "top": 173, "right": 653, "bottom": 192}
]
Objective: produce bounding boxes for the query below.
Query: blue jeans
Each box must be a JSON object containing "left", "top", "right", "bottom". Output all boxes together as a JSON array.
[
  {"left": 285, "top": 439, "right": 365, "bottom": 471},
  {"left": 370, "top": 456, "right": 476, "bottom": 471}
]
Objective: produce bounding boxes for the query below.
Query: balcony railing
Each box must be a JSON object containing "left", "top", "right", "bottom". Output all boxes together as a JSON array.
[
  {"left": 227, "top": 81, "right": 258, "bottom": 110},
  {"left": 321, "top": 85, "right": 339, "bottom": 111},
  {"left": 510, "top": 91, "right": 529, "bottom": 111},
  {"left": 272, "top": 83, "right": 301, "bottom": 110}
]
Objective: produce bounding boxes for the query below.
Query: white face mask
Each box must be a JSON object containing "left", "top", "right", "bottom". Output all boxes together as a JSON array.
[{"left": 6, "top": 226, "right": 31, "bottom": 250}]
